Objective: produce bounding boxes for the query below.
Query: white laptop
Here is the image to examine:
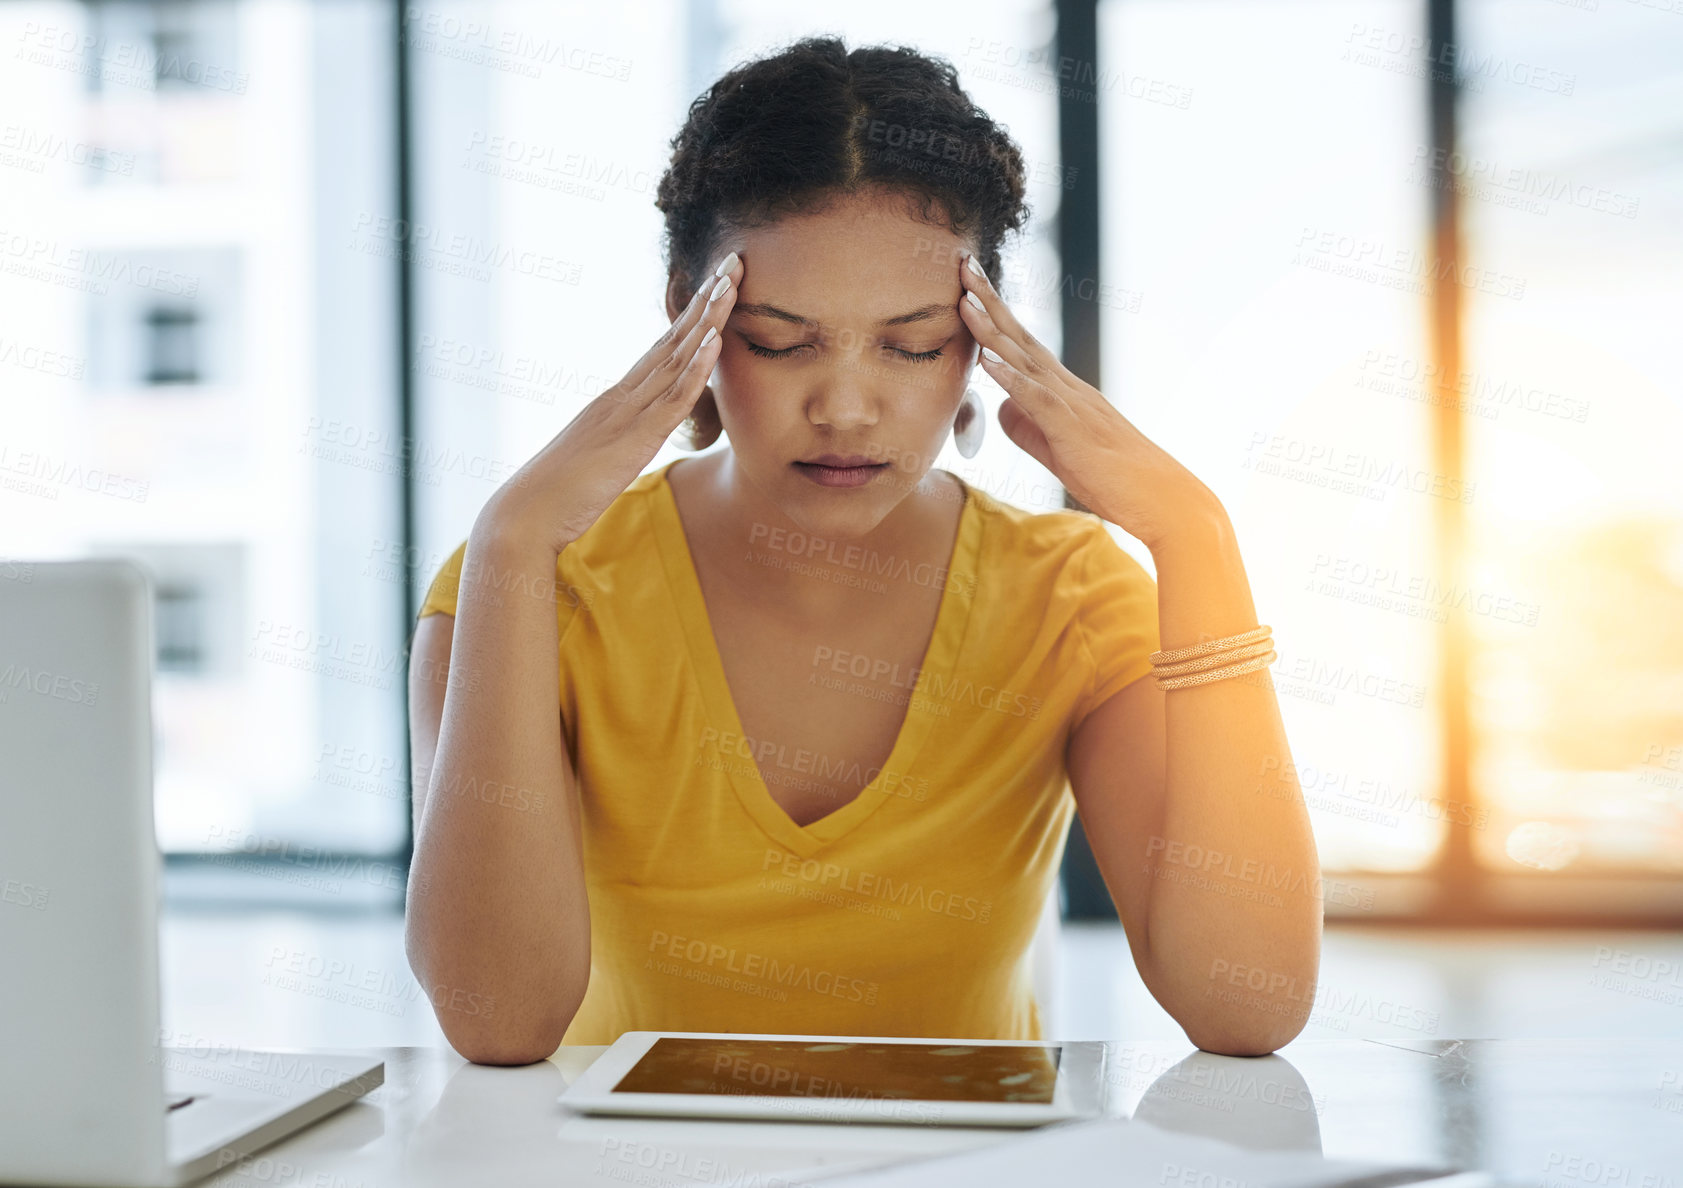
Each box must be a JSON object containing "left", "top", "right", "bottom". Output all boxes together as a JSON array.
[{"left": 0, "top": 558, "right": 383, "bottom": 1188}]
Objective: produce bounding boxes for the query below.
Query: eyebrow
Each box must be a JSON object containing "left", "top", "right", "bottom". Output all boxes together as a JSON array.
[{"left": 733, "top": 301, "right": 956, "bottom": 329}]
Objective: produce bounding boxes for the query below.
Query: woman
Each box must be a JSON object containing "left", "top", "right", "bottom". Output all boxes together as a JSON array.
[{"left": 404, "top": 36, "right": 1320, "bottom": 1065}]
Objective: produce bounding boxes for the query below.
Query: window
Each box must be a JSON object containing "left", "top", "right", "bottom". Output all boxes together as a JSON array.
[
  {"left": 1100, "top": 0, "right": 1441, "bottom": 875},
  {"left": 144, "top": 307, "right": 200, "bottom": 384},
  {"left": 1, "top": 0, "right": 407, "bottom": 857},
  {"left": 1455, "top": 0, "right": 1683, "bottom": 896},
  {"left": 1098, "top": 0, "right": 1683, "bottom": 915}
]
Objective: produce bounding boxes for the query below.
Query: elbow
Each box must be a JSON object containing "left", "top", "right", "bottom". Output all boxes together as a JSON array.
[
  {"left": 1182, "top": 1012, "right": 1308, "bottom": 1057},
  {"left": 405, "top": 920, "right": 589, "bottom": 1067},
  {"left": 436, "top": 985, "right": 585, "bottom": 1067},
  {"left": 448, "top": 1024, "right": 570, "bottom": 1067}
]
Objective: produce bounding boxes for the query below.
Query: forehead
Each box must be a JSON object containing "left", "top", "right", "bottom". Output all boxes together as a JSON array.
[{"left": 729, "top": 194, "right": 970, "bottom": 322}]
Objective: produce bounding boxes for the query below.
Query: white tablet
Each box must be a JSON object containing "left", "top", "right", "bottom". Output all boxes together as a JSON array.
[{"left": 557, "top": 1031, "right": 1104, "bottom": 1127}]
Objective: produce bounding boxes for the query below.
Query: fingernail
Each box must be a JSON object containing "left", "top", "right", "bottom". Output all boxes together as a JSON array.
[
  {"left": 966, "top": 253, "right": 985, "bottom": 279},
  {"left": 708, "top": 273, "right": 732, "bottom": 302},
  {"left": 700, "top": 326, "right": 718, "bottom": 347},
  {"left": 981, "top": 346, "right": 1003, "bottom": 363},
  {"left": 965, "top": 290, "right": 985, "bottom": 312},
  {"left": 714, "top": 251, "right": 739, "bottom": 277}
]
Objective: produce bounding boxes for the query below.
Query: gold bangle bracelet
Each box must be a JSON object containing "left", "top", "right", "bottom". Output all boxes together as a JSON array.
[
  {"left": 1151, "top": 637, "right": 1278, "bottom": 679},
  {"left": 1150, "top": 625, "right": 1272, "bottom": 667},
  {"left": 1154, "top": 649, "right": 1277, "bottom": 690}
]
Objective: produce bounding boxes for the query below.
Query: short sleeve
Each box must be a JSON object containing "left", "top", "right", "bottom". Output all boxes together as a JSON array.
[
  {"left": 417, "top": 539, "right": 469, "bottom": 620},
  {"left": 414, "top": 538, "right": 593, "bottom": 638},
  {"left": 1070, "top": 521, "right": 1161, "bottom": 728}
]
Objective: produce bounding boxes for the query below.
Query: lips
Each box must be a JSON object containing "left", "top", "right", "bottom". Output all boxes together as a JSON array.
[{"left": 800, "top": 454, "right": 886, "bottom": 467}]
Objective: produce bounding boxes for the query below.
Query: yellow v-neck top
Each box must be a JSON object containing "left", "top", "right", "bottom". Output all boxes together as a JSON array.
[{"left": 416, "top": 459, "right": 1160, "bottom": 1046}]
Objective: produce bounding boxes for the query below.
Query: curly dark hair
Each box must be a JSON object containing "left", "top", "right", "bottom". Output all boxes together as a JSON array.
[{"left": 656, "top": 35, "right": 1031, "bottom": 305}]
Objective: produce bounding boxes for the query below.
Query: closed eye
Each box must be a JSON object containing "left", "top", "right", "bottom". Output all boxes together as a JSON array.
[
  {"left": 743, "top": 340, "right": 807, "bottom": 359},
  {"left": 741, "top": 338, "right": 947, "bottom": 363}
]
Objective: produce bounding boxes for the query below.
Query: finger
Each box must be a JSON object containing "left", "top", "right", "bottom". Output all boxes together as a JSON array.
[
  {"left": 958, "top": 252, "right": 1064, "bottom": 380},
  {"left": 623, "top": 250, "right": 740, "bottom": 390},
  {"left": 976, "top": 343, "right": 1072, "bottom": 425},
  {"left": 631, "top": 256, "right": 740, "bottom": 412},
  {"left": 645, "top": 324, "right": 723, "bottom": 438}
]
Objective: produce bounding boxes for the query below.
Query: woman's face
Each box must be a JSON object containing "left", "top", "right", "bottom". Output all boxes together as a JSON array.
[{"left": 696, "top": 191, "right": 979, "bottom": 540}]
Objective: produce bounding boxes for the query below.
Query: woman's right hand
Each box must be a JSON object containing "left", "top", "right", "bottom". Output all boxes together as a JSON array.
[{"left": 476, "top": 250, "right": 742, "bottom": 555}]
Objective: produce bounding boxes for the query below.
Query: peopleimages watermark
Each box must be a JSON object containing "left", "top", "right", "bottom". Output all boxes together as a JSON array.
[
  {"left": 1293, "top": 225, "right": 1526, "bottom": 301},
  {"left": 1205, "top": 959, "right": 1440, "bottom": 1035},
  {"left": 1307, "top": 551, "right": 1541, "bottom": 628},
  {"left": 0, "top": 334, "right": 85, "bottom": 380},
  {"left": 347, "top": 212, "right": 585, "bottom": 286},
  {"left": 1355, "top": 348, "right": 1591, "bottom": 425},
  {"left": 593, "top": 1138, "right": 824, "bottom": 1188},
  {"left": 961, "top": 36, "right": 1193, "bottom": 108},
  {"left": 201, "top": 826, "right": 408, "bottom": 895},
  {"left": 759, "top": 847, "right": 992, "bottom": 924},
  {"left": 402, "top": 7, "right": 632, "bottom": 82},
  {"left": 1541, "top": 1151, "right": 1676, "bottom": 1188},
  {"left": 262, "top": 946, "right": 494, "bottom": 1021},
  {"left": 312, "top": 743, "right": 407, "bottom": 804},
  {"left": 806, "top": 644, "right": 1042, "bottom": 720},
  {"left": 1, "top": 124, "right": 134, "bottom": 178},
  {"left": 364, "top": 536, "right": 595, "bottom": 613},
  {"left": 462, "top": 131, "right": 657, "bottom": 200},
  {"left": 857, "top": 120, "right": 1077, "bottom": 193},
  {"left": 697, "top": 726, "right": 929, "bottom": 807},
  {"left": 1243, "top": 430, "right": 1476, "bottom": 504},
  {"left": 1639, "top": 743, "right": 1683, "bottom": 800},
  {"left": 248, "top": 617, "right": 426, "bottom": 694},
  {"left": 1159, "top": 1164, "right": 1257, "bottom": 1188},
  {"left": 1340, "top": 22, "right": 1576, "bottom": 96},
  {"left": 299, "top": 415, "right": 528, "bottom": 489},
  {"left": 416, "top": 331, "right": 610, "bottom": 407},
  {"left": 904, "top": 236, "right": 1144, "bottom": 314},
  {"left": 1406, "top": 144, "right": 1639, "bottom": 220},
  {"left": 1257, "top": 755, "right": 1488, "bottom": 830},
  {"left": 645, "top": 929, "right": 880, "bottom": 1006},
  {"left": 747, "top": 520, "right": 976, "bottom": 599},
  {"left": 154, "top": 1028, "right": 380, "bottom": 1097},
  {"left": 1588, "top": 945, "right": 1683, "bottom": 1007},
  {"left": 14, "top": 21, "right": 249, "bottom": 93},
  {"left": 1266, "top": 648, "right": 1427, "bottom": 711},
  {"left": 0, "top": 230, "right": 200, "bottom": 298},
  {"left": 1137, "top": 1061, "right": 1326, "bottom": 1117},
  {"left": 0, "top": 659, "right": 100, "bottom": 708},
  {"left": 1144, "top": 836, "right": 1374, "bottom": 911},
  {"left": 1, "top": 876, "right": 51, "bottom": 911},
  {"left": 1656, "top": 1071, "right": 1683, "bottom": 1116},
  {"left": 0, "top": 445, "right": 149, "bottom": 504}
]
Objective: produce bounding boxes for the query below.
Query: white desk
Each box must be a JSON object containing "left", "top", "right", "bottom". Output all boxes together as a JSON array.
[{"left": 192, "top": 1039, "right": 1682, "bottom": 1187}]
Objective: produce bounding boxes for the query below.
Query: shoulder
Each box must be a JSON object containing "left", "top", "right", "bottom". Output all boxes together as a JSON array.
[
  {"left": 956, "top": 475, "right": 1119, "bottom": 574},
  {"left": 415, "top": 462, "right": 674, "bottom": 620}
]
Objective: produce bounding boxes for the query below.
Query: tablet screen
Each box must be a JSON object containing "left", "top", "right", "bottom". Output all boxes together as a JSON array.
[{"left": 611, "top": 1038, "right": 1062, "bottom": 1104}]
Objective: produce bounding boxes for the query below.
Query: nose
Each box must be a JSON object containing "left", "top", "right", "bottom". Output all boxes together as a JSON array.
[{"left": 804, "top": 354, "right": 881, "bottom": 432}]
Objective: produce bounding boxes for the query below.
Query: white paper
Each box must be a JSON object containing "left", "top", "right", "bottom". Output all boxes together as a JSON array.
[{"left": 799, "top": 1114, "right": 1494, "bottom": 1188}]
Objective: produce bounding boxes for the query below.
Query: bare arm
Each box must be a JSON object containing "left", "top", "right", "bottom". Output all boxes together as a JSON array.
[
  {"left": 1067, "top": 509, "right": 1321, "bottom": 1056},
  {"left": 950, "top": 247, "right": 1320, "bottom": 1055},
  {"left": 404, "top": 527, "right": 589, "bottom": 1065},
  {"left": 401, "top": 248, "right": 743, "bottom": 1065}
]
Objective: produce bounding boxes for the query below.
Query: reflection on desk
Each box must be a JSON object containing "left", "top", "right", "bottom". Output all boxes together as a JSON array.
[{"left": 197, "top": 1039, "right": 1683, "bottom": 1188}]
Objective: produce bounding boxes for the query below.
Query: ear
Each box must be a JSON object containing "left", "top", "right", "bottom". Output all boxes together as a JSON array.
[{"left": 664, "top": 272, "right": 692, "bottom": 324}]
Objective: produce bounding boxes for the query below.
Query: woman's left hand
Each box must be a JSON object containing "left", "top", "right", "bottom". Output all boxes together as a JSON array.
[{"left": 956, "top": 252, "right": 1223, "bottom": 552}]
